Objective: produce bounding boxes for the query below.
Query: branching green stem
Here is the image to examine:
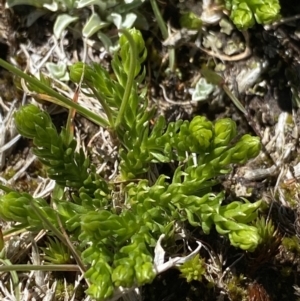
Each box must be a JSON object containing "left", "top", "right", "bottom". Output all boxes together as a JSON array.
[{"left": 115, "top": 29, "right": 137, "bottom": 129}]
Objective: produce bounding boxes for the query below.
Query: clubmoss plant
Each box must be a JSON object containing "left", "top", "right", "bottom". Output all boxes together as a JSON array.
[
  {"left": 42, "top": 237, "right": 73, "bottom": 264},
  {"left": 225, "top": 0, "right": 281, "bottom": 30},
  {"left": 178, "top": 254, "right": 206, "bottom": 282},
  {"left": 0, "top": 29, "right": 264, "bottom": 300},
  {"left": 282, "top": 236, "right": 300, "bottom": 255},
  {"left": 225, "top": 274, "right": 247, "bottom": 301}
]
